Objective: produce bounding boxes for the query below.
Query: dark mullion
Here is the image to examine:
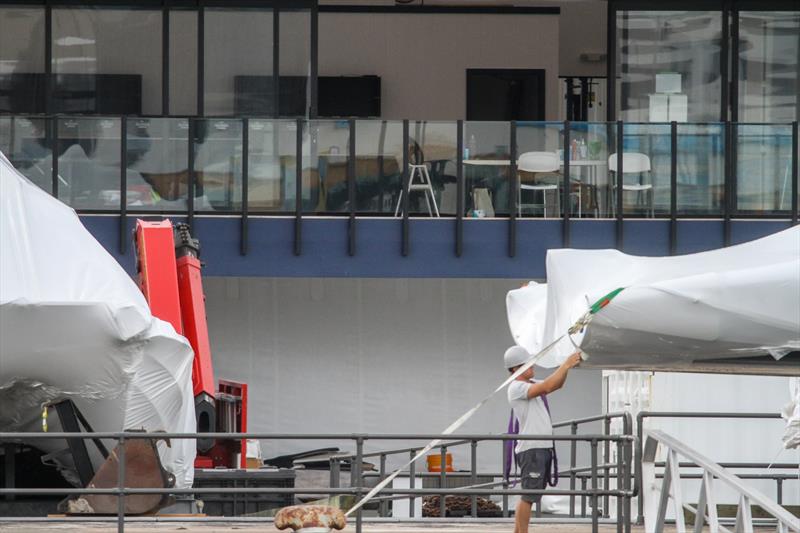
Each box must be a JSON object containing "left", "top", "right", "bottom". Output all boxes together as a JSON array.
[
  {"left": 162, "top": 7, "right": 169, "bottom": 116},
  {"left": 723, "top": 121, "right": 732, "bottom": 245},
  {"left": 51, "top": 117, "right": 58, "bottom": 198},
  {"left": 187, "top": 118, "right": 195, "bottom": 230},
  {"left": 562, "top": 120, "right": 571, "bottom": 246},
  {"left": 508, "top": 121, "right": 517, "bottom": 258},
  {"left": 606, "top": 2, "right": 616, "bottom": 121},
  {"left": 197, "top": 5, "right": 204, "bottom": 116},
  {"left": 721, "top": 3, "right": 730, "bottom": 122},
  {"left": 44, "top": 4, "right": 52, "bottom": 115},
  {"left": 401, "top": 119, "right": 410, "bottom": 257},
  {"left": 120, "top": 116, "right": 127, "bottom": 255},
  {"left": 730, "top": 4, "right": 739, "bottom": 122},
  {"left": 273, "top": 8, "right": 280, "bottom": 117},
  {"left": 615, "top": 120, "right": 624, "bottom": 250},
  {"left": 456, "top": 120, "right": 464, "bottom": 257},
  {"left": 348, "top": 119, "right": 356, "bottom": 256},
  {"left": 792, "top": 121, "right": 798, "bottom": 225},
  {"left": 294, "top": 118, "right": 302, "bottom": 255},
  {"left": 309, "top": 2, "right": 318, "bottom": 118},
  {"left": 669, "top": 121, "right": 678, "bottom": 255},
  {"left": 241, "top": 117, "right": 249, "bottom": 255}
]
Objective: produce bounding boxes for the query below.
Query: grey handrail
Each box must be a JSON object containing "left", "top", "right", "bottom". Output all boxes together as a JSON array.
[{"left": 641, "top": 429, "right": 799, "bottom": 533}]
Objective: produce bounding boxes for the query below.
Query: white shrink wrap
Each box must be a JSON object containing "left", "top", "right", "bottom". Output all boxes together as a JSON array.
[
  {"left": 0, "top": 151, "right": 196, "bottom": 488},
  {"left": 507, "top": 226, "right": 800, "bottom": 374}
]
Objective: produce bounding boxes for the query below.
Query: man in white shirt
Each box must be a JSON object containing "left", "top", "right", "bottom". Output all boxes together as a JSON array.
[{"left": 505, "top": 345, "right": 582, "bottom": 533}]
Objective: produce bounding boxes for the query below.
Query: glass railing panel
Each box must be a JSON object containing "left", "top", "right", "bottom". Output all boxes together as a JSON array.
[
  {"left": 353, "top": 119, "right": 404, "bottom": 216},
  {"left": 303, "top": 119, "right": 351, "bottom": 214},
  {"left": 0, "top": 116, "right": 52, "bottom": 194},
  {"left": 515, "top": 121, "right": 564, "bottom": 219},
  {"left": 247, "top": 118, "right": 295, "bottom": 213},
  {"left": 619, "top": 122, "right": 671, "bottom": 218},
  {"left": 676, "top": 123, "right": 725, "bottom": 215},
  {"left": 194, "top": 118, "right": 243, "bottom": 212},
  {"left": 57, "top": 116, "right": 121, "bottom": 210},
  {"left": 463, "top": 121, "right": 511, "bottom": 218},
  {"left": 126, "top": 117, "right": 189, "bottom": 211},
  {"left": 409, "top": 120, "right": 457, "bottom": 216},
  {"left": 735, "top": 123, "right": 794, "bottom": 215}
]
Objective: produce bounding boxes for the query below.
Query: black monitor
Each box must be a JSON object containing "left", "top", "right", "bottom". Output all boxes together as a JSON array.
[
  {"left": 0, "top": 73, "right": 142, "bottom": 114},
  {"left": 318, "top": 76, "right": 381, "bottom": 118},
  {"left": 466, "top": 69, "right": 545, "bottom": 121},
  {"left": 234, "top": 75, "right": 381, "bottom": 118}
]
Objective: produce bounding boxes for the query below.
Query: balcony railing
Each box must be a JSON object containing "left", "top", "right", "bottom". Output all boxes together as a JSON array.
[{"left": 2, "top": 116, "right": 797, "bottom": 256}]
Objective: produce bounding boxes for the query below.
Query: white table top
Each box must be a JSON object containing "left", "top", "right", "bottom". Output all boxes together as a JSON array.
[{"left": 463, "top": 159, "right": 606, "bottom": 166}]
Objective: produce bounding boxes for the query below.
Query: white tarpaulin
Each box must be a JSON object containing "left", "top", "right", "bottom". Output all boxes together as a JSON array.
[
  {"left": 0, "top": 151, "right": 196, "bottom": 488},
  {"left": 507, "top": 225, "right": 800, "bottom": 374}
]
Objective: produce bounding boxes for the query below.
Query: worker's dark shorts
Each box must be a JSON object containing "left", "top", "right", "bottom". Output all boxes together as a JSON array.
[{"left": 516, "top": 448, "right": 552, "bottom": 503}]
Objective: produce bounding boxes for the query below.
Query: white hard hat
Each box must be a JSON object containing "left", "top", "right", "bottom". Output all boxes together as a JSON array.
[{"left": 504, "top": 345, "right": 530, "bottom": 370}]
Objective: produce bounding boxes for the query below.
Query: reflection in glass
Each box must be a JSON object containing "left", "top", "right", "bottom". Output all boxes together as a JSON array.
[
  {"left": 463, "top": 122, "right": 511, "bottom": 217},
  {"left": 280, "top": 10, "right": 311, "bottom": 117},
  {"left": 57, "top": 117, "right": 121, "bottom": 209},
  {"left": 52, "top": 8, "right": 162, "bottom": 115},
  {"left": 676, "top": 123, "right": 724, "bottom": 215},
  {"left": 169, "top": 9, "right": 198, "bottom": 116},
  {"left": 204, "top": 8, "right": 273, "bottom": 116},
  {"left": 0, "top": 7, "right": 46, "bottom": 113},
  {"left": 248, "top": 119, "right": 296, "bottom": 212},
  {"left": 303, "top": 120, "right": 349, "bottom": 214},
  {"left": 617, "top": 11, "right": 722, "bottom": 122},
  {"left": 735, "top": 124, "right": 794, "bottom": 214},
  {"left": 619, "top": 123, "right": 671, "bottom": 217},
  {"left": 516, "top": 122, "right": 563, "bottom": 218},
  {"left": 126, "top": 118, "right": 190, "bottom": 210},
  {"left": 0, "top": 116, "right": 52, "bottom": 192},
  {"left": 408, "top": 121, "right": 456, "bottom": 216},
  {"left": 738, "top": 11, "right": 800, "bottom": 122},
  {"left": 353, "top": 120, "right": 403, "bottom": 215},
  {"left": 194, "top": 119, "right": 243, "bottom": 211}
]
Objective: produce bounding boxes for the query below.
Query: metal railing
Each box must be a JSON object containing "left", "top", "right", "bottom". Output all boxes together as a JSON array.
[
  {"left": 634, "top": 411, "right": 791, "bottom": 524},
  {"left": 641, "top": 429, "right": 800, "bottom": 533},
  {"left": 1, "top": 115, "right": 797, "bottom": 256},
  {"left": 0, "top": 430, "right": 636, "bottom": 533}
]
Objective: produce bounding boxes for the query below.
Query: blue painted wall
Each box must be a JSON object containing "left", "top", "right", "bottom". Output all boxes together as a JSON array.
[{"left": 80, "top": 216, "right": 793, "bottom": 278}]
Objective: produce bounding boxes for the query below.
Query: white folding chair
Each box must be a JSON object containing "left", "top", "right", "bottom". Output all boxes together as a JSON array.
[{"left": 608, "top": 152, "right": 654, "bottom": 217}]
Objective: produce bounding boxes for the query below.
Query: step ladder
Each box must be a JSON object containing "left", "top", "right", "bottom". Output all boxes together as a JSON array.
[{"left": 394, "top": 163, "right": 440, "bottom": 217}]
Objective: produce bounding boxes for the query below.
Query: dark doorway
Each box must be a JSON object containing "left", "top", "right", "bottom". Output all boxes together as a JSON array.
[{"left": 466, "top": 69, "right": 546, "bottom": 121}]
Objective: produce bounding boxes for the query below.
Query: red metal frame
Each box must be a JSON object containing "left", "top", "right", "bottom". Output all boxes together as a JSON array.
[
  {"left": 134, "top": 221, "right": 182, "bottom": 335},
  {"left": 175, "top": 254, "right": 216, "bottom": 399},
  {"left": 135, "top": 220, "right": 248, "bottom": 469}
]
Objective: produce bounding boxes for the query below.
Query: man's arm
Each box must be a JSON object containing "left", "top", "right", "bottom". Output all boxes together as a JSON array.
[{"left": 526, "top": 352, "right": 582, "bottom": 399}]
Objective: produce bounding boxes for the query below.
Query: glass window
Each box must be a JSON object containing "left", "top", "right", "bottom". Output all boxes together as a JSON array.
[
  {"left": 194, "top": 118, "right": 243, "bottom": 212},
  {"left": 204, "top": 8, "right": 274, "bottom": 116},
  {"left": 0, "top": 116, "right": 52, "bottom": 193},
  {"left": 738, "top": 11, "right": 800, "bottom": 122},
  {"left": 0, "top": 7, "right": 46, "bottom": 113},
  {"left": 248, "top": 119, "right": 296, "bottom": 212},
  {"left": 676, "top": 123, "right": 725, "bottom": 215},
  {"left": 56, "top": 117, "right": 121, "bottom": 210},
  {"left": 616, "top": 11, "right": 722, "bottom": 122},
  {"left": 52, "top": 8, "right": 162, "bottom": 115},
  {"left": 279, "top": 9, "right": 311, "bottom": 117},
  {"left": 353, "top": 120, "right": 403, "bottom": 215},
  {"left": 463, "top": 122, "right": 511, "bottom": 217},
  {"left": 126, "top": 117, "right": 190, "bottom": 211},
  {"left": 169, "top": 9, "right": 198, "bottom": 116},
  {"left": 735, "top": 124, "right": 794, "bottom": 214}
]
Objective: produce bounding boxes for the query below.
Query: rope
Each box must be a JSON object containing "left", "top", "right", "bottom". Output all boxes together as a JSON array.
[{"left": 344, "top": 287, "right": 623, "bottom": 518}]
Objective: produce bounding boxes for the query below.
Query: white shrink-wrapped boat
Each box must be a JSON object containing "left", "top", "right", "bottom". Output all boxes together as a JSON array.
[
  {"left": 507, "top": 225, "right": 800, "bottom": 376},
  {"left": 0, "top": 151, "right": 196, "bottom": 490}
]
